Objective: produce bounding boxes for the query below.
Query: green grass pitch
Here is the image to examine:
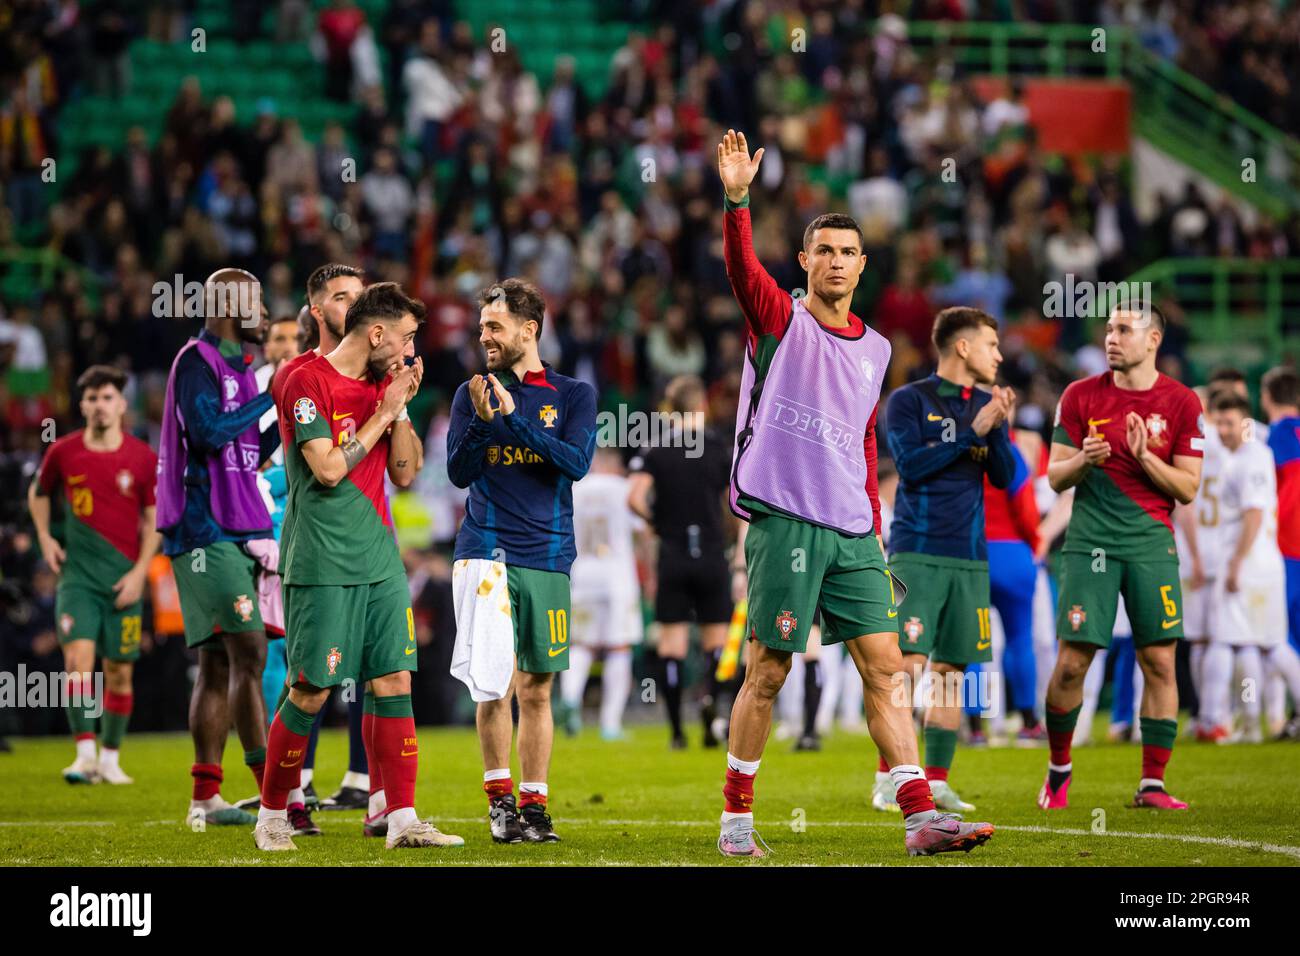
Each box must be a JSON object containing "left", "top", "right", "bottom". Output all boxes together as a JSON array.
[{"left": 2, "top": 723, "right": 1297, "bottom": 866}]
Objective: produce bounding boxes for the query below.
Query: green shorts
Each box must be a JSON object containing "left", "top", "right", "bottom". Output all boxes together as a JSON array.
[
  {"left": 283, "top": 573, "right": 415, "bottom": 688},
  {"left": 170, "top": 541, "right": 263, "bottom": 648},
  {"left": 508, "top": 565, "right": 573, "bottom": 674},
  {"left": 744, "top": 512, "right": 898, "bottom": 653},
  {"left": 1056, "top": 550, "right": 1183, "bottom": 648},
  {"left": 56, "top": 585, "right": 143, "bottom": 662},
  {"left": 888, "top": 553, "right": 992, "bottom": 666}
]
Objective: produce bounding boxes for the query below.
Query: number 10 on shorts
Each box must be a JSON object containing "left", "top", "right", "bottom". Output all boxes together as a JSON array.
[{"left": 547, "top": 609, "right": 568, "bottom": 648}]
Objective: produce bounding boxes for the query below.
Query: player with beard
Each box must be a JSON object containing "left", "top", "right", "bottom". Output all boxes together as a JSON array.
[
  {"left": 447, "top": 278, "right": 598, "bottom": 845},
  {"left": 1039, "top": 305, "right": 1203, "bottom": 810},
  {"left": 255, "top": 281, "right": 460, "bottom": 851}
]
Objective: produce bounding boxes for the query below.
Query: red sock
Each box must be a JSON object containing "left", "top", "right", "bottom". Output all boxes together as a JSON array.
[
  {"left": 1141, "top": 744, "right": 1172, "bottom": 782},
  {"left": 374, "top": 716, "right": 418, "bottom": 812},
  {"left": 722, "top": 768, "right": 756, "bottom": 814},
  {"left": 484, "top": 776, "right": 513, "bottom": 803},
  {"left": 519, "top": 787, "right": 546, "bottom": 809},
  {"left": 261, "top": 715, "right": 310, "bottom": 811},
  {"left": 1047, "top": 706, "right": 1074, "bottom": 767},
  {"left": 877, "top": 754, "right": 889, "bottom": 773},
  {"left": 75, "top": 732, "right": 96, "bottom": 744},
  {"left": 896, "top": 778, "right": 936, "bottom": 817},
  {"left": 191, "top": 762, "right": 222, "bottom": 802},
  {"left": 925, "top": 765, "right": 949, "bottom": 783},
  {"left": 362, "top": 713, "right": 384, "bottom": 797}
]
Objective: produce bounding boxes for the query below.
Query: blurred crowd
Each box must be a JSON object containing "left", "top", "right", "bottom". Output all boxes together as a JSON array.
[{"left": 2, "top": 0, "right": 1298, "bottom": 733}]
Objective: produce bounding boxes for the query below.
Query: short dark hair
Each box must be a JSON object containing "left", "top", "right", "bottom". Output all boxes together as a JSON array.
[
  {"left": 478, "top": 277, "right": 546, "bottom": 334},
  {"left": 343, "top": 282, "right": 426, "bottom": 334},
  {"left": 932, "top": 306, "right": 997, "bottom": 353},
  {"left": 1262, "top": 366, "right": 1300, "bottom": 408},
  {"left": 307, "top": 262, "right": 364, "bottom": 305},
  {"left": 1110, "top": 302, "right": 1166, "bottom": 334},
  {"left": 1208, "top": 389, "right": 1250, "bottom": 415},
  {"left": 802, "top": 213, "right": 865, "bottom": 252},
  {"left": 1209, "top": 366, "right": 1246, "bottom": 387},
  {"left": 76, "top": 364, "right": 127, "bottom": 398}
]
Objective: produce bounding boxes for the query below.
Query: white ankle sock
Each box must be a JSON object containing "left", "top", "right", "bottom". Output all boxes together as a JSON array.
[
  {"left": 387, "top": 806, "right": 417, "bottom": 831},
  {"left": 75, "top": 738, "right": 96, "bottom": 762},
  {"left": 99, "top": 747, "right": 119, "bottom": 769},
  {"left": 340, "top": 770, "right": 369, "bottom": 791},
  {"left": 257, "top": 806, "right": 287, "bottom": 823},
  {"left": 368, "top": 788, "right": 386, "bottom": 818},
  {"left": 726, "top": 753, "right": 761, "bottom": 776},
  {"left": 288, "top": 787, "right": 305, "bottom": 808}
]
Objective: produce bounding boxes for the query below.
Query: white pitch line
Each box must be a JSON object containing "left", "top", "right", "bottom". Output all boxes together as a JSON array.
[{"left": 6, "top": 817, "right": 1297, "bottom": 861}]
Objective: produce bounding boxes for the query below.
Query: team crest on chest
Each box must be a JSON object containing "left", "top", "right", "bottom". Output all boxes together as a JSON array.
[
  {"left": 539, "top": 404, "right": 558, "bottom": 428},
  {"left": 326, "top": 646, "right": 343, "bottom": 676},
  {"left": 775, "top": 610, "right": 798, "bottom": 640},
  {"left": 1068, "top": 604, "right": 1087, "bottom": 632},
  {"left": 233, "top": 594, "right": 254, "bottom": 623},
  {"left": 486, "top": 445, "right": 501, "bottom": 465},
  {"left": 1145, "top": 413, "right": 1168, "bottom": 448},
  {"left": 116, "top": 469, "right": 134, "bottom": 495},
  {"left": 904, "top": 616, "right": 924, "bottom": 643}
]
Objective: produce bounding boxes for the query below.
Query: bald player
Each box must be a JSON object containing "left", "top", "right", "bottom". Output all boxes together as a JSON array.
[{"left": 157, "top": 268, "right": 282, "bottom": 827}]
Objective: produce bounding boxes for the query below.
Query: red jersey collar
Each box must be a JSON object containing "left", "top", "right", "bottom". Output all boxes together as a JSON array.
[{"left": 521, "top": 367, "right": 557, "bottom": 391}]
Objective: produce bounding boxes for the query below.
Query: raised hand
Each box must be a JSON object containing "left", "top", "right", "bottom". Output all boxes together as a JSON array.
[
  {"left": 1126, "top": 411, "right": 1148, "bottom": 460},
  {"left": 717, "top": 129, "right": 765, "bottom": 204},
  {"left": 1083, "top": 420, "right": 1111, "bottom": 465},
  {"left": 487, "top": 374, "right": 516, "bottom": 416},
  {"left": 469, "top": 374, "right": 496, "bottom": 422}
]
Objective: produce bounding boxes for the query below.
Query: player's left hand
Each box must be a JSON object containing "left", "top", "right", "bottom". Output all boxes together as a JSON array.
[
  {"left": 487, "top": 374, "right": 515, "bottom": 416},
  {"left": 1126, "top": 411, "right": 1148, "bottom": 459},
  {"left": 999, "top": 386, "right": 1017, "bottom": 426},
  {"left": 112, "top": 568, "right": 146, "bottom": 609}
]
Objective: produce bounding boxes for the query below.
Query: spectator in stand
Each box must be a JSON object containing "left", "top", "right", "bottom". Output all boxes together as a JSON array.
[
  {"left": 360, "top": 147, "right": 413, "bottom": 261},
  {"left": 876, "top": 258, "right": 936, "bottom": 354},
  {"left": 316, "top": 0, "right": 367, "bottom": 102},
  {"left": 402, "top": 20, "right": 463, "bottom": 171}
]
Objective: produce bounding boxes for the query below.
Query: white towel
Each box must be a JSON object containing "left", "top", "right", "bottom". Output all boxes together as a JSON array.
[{"left": 450, "top": 559, "right": 516, "bottom": 702}]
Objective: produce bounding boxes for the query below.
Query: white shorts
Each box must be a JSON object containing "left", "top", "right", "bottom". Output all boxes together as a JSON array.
[
  {"left": 1181, "top": 579, "right": 1214, "bottom": 641},
  {"left": 570, "top": 589, "right": 643, "bottom": 648},
  {"left": 1211, "top": 575, "right": 1288, "bottom": 647}
]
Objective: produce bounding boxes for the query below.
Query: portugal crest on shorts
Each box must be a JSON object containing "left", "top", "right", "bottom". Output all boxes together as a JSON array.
[
  {"left": 539, "top": 404, "right": 558, "bottom": 428},
  {"left": 904, "top": 616, "right": 924, "bottom": 643},
  {"left": 234, "top": 594, "right": 254, "bottom": 623},
  {"left": 1068, "top": 604, "right": 1087, "bottom": 632},
  {"left": 59, "top": 613, "right": 74, "bottom": 636},
  {"left": 1145, "top": 412, "right": 1168, "bottom": 448},
  {"left": 775, "top": 610, "right": 798, "bottom": 640},
  {"left": 326, "top": 646, "right": 342, "bottom": 676}
]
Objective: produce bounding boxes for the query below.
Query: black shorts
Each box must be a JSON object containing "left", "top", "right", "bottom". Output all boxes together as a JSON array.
[{"left": 655, "top": 546, "right": 732, "bottom": 625}]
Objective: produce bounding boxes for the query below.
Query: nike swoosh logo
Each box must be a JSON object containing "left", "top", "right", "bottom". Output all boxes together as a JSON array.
[
  {"left": 332, "top": 410, "right": 353, "bottom": 420},
  {"left": 399, "top": 749, "right": 417, "bottom": 757},
  {"left": 1088, "top": 418, "right": 1111, "bottom": 427},
  {"left": 887, "top": 609, "right": 898, "bottom": 618},
  {"left": 549, "top": 646, "right": 569, "bottom": 657},
  {"left": 278, "top": 759, "right": 303, "bottom": 768},
  {"left": 1162, "top": 618, "right": 1181, "bottom": 630},
  {"left": 927, "top": 413, "right": 944, "bottom": 422},
  {"left": 68, "top": 474, "right": 87, "bottom": 484},
  {"left": 976, "top": 639, "right": 992, "bottom": 650},
  {"left": 405, "top": 646, "right": 416, "bottom": 655}
]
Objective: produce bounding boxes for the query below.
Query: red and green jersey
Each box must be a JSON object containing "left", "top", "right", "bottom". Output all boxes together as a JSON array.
[
  {"left": 279, "top": 355, "right": 404, "bottom": 586},
  {"left": 36, "top": 430, "right": 157, "bottom": 593},
  {"left": 1053, "top": 371, "right": 1203, "bottom": 559}
]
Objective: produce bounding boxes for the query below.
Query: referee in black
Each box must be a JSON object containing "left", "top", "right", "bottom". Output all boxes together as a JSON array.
[{"left": 628, "top": 375, "right": 736, "bottom": 749}]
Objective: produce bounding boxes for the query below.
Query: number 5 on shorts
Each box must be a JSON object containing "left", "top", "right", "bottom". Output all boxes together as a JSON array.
[{"left": 1159, "top": 585, "right": 1178, "bottom": 618}]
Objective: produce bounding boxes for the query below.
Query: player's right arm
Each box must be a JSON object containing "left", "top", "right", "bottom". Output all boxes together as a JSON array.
[
  {"left": 1047, "top": 384, "right": 1110, "bottom": 492},
  {"left": 718, "top": 129, "right": 792, "bottom": 346},
  {"left": 297, "top": 367, "right": 410, "bottom": 488},
  {"left": 176, "top": 350, "right": 274, "bottom": 453},
  {"left": 446, "top": 380, "right": 495, "bottom": 489},
  {"left": 27, "top": 448, "right": 65, "bottom": 574},
  {"left": 886, "top": 386, "right": 982, "bottom": 484}
]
